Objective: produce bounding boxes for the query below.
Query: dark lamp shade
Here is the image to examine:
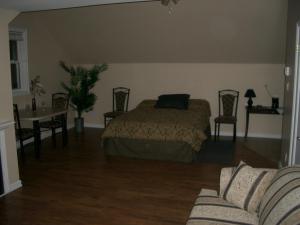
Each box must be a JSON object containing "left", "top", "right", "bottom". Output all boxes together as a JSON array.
[{"left": 244, "top": 89, "right": 256, "bottom": 98}]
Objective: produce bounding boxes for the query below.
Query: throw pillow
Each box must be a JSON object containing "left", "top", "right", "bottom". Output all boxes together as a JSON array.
[
  {"left": 155, "top": 94, "right": 190, "bottom": 110},
  {"left": 222, "top": 161, "right": 276, "bottom": 214}
]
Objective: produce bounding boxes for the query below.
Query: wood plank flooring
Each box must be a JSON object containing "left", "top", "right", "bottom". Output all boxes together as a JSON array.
[{"left": 0, "top": 128, "right": 278, "bottom": 225}]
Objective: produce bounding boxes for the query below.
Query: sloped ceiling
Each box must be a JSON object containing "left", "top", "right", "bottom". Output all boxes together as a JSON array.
[
  {"left": 0, "top": 0, "right": 152, "bottom": 12},
  {"left": 11, "top": 0, "right": 287, "bottom": 63}
]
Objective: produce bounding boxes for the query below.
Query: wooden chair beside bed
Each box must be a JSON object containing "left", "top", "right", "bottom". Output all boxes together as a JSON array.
[
  {"left": 214, "top": 89, "right": 239, "bottom": 142},
  {"left": 103, "top": 87, "right": 130, "bottom": 127}
]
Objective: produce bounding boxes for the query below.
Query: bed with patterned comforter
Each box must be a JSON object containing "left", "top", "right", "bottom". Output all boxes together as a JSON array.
[{"left": 101, "top": 99, "right": 211, "bottom": 163}]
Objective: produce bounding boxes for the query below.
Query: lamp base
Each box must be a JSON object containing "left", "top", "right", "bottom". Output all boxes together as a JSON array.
[{"left": 247, "top": 97, "right": 253, "bottom": 107}]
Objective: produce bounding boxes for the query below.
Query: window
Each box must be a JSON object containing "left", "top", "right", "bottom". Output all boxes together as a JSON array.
[{"left": 9, "top": 28, "right": 29, "bottom": 96}]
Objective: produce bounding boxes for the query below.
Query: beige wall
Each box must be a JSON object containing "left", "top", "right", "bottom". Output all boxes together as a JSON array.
[
  {"left": 0, "top": 8, "right": 20, "bottom": 185},
  {"left": 10, "top": 13, "right": 75, "bottom": 124},
  {"left": 17, "top": 0, "right": 287, "bottom": 64},
  {"left": 84, "top": 63, "right": 284, "bottom": 138}
]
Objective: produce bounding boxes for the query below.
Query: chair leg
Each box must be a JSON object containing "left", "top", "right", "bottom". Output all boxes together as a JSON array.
[
  {"left": 214, "top": 122, "right": 217, "bottom": 141},
  {"left": 233, "top": 123, "right": 236, "bottom": 142},
  {"left": 62, "top": 115, "right": 68, "bottom": 147},
  {"left": 217, "top": 123, "right": 220, "bottom": 139},
  {"left": 51, "top": 128, "right": 56, "bottom": 147},
  {"left": 20, "top": 140, "right": 25, "bottom": 162}
]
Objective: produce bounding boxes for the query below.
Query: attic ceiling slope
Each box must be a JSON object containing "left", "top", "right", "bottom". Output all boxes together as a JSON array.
[
  {"left": 11, "top": 0, "right": 287, "bottom": 64},
  {"left": 0, "top": 0, "right": 152, "bottom": 12}
]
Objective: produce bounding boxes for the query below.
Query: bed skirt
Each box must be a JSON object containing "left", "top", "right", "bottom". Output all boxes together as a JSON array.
[{"left": 103, "top": 138, "right": 198, "bottom": 163}]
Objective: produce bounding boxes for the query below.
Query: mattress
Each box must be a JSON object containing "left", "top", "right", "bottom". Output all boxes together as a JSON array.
[{"left": 101, "top": 99, "right": 211, "bottom": 162}]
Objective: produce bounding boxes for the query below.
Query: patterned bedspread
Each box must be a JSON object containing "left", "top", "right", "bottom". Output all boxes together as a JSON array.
[{"left": 101, "top": 99, "right": 211, "bottom": 151}]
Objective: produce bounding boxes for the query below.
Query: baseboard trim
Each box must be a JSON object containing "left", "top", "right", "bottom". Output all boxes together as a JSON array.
[
  {"left": 9, "top": 180, "right": 22, "bottom": 193},
  {"left": 84, "top": 123, "right": 104, "bottom": 129},
  {"left": 212, "top": 131, "right": 281, "bottom": 139},
  {"left": 1, "top": 180, "right": 23, "bottom": 197},
  {"left": 84, "top": 123, "right": 281, "bottom": 139}
]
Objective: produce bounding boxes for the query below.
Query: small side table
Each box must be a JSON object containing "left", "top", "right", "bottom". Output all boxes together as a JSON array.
[{"left": 245, "top": 106, "right": 281, "bottom": 138}]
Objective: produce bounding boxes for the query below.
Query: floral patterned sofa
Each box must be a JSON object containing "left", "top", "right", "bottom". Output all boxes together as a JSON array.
[{"left": 186, "top": 165, "right": 300, "bottom": 225}]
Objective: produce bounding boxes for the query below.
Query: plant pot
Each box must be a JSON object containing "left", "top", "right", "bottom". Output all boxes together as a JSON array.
[{"left": 74, "top": 117, "right": 84, "bottom": 133}]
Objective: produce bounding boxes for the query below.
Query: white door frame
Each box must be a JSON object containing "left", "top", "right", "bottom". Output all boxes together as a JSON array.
[
  {"left": 0, "top": 121, "right": 14, "bottom": 197},
  {"left": 289, "top": 22, "right": 300, "bottom": 165}
]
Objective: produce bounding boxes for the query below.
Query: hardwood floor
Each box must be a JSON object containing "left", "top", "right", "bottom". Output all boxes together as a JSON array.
[{"left": 0, "top": 128, "right": 278, "bottom": 225}]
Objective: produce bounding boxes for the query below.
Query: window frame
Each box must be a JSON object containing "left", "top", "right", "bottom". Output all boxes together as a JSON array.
[{"left": 9, "top": 27, "right": 30, "bottom": 96}]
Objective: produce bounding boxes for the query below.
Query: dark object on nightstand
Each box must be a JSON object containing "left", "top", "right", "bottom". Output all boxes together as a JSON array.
[
  {"left": 272, "top": 97, "right": 279, "bottom": 109},
  {"left": 244, "top": 89, "right": 256, "bottom": 107},
  {"left": 104, "top": 87, "right": 130, "bottom": 127},
  {"left": 214, "top": 89, "right": 239, "bottom": 142}
]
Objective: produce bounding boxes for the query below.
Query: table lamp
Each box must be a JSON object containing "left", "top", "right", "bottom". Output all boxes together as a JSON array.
[{"left": 244, "top": 89, "right": 256, "bottom": 107}]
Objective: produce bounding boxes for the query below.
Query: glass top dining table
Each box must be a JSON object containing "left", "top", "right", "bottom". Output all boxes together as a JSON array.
[
  {"left": 18, "top": 107, "right": 68, "bottom": 121},
  {"left": 18, "top": 107, "right": 68, "bottom": 159}
]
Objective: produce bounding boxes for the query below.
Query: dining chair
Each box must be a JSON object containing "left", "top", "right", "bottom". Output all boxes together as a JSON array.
[
  {"left": 214, "top": 89, "right": 239, "bottom": 142},
  {"left": 39, "top": 93, "right": 69, "bottom": 147},
  {"left": 13, "top": 104, "right": 35, "bottom": 161},
  {"left": 103, "top": 87, "right": 130, "bottom": 127}
]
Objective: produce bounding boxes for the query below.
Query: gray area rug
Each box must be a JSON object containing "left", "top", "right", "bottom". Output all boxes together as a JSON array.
[{"left": 195, "top": 140, "right": 235, "bottom": 164}]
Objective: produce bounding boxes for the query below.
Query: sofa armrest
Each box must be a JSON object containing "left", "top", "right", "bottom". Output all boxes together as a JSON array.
[
  {"left": 199, "top": 188, "right": 218, "bottom": 197},
  {"left": 219, "top": 167, "right": 234, "bottom": 197}
]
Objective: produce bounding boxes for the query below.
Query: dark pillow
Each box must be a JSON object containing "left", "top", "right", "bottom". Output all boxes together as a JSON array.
[{"left": 155, "top": 94, "right": 190, "bottom": 110}]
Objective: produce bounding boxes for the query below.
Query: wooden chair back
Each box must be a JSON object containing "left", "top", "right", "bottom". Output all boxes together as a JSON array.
[
  {"left": 13, "top": 104, "right": 23, "bottom": 138},
  {"left": 113, "top": 87, "right": 130, "bottom": 112},
  {"left": 52, "top": 93, "right": 69, "bottom": 109},
  {"left": 218, "top": 89, "right": 239, "bottom": 118}
]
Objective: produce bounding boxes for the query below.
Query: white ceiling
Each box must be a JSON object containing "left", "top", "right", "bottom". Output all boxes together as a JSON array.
[{"left": 0, "top": 0, "right": 152, "bottom": 12}]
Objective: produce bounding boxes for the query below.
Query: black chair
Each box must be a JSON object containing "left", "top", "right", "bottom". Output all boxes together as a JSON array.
[
  {"left": 104, "top": 87, "right": 130, "bottom": 127},
  {"left": 40, "top": 93, "right": 69, "bottom": 147},
  {"left": 214, "top": 89, "right": 239, "bottom": 142},
  {"left": 13, "top": 104, "right": 35, "bottom": 161}
]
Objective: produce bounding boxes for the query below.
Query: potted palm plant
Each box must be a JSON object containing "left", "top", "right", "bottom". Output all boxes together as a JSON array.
[{"left": 60, "top": 61, "right": 108, "bottom": 133}]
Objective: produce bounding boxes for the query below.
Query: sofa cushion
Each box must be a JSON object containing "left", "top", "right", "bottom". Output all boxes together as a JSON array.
[
  {"left": 186, "top": 188, "right": 258, "bottom": 225},
  {"left": 258, "top": 166, "right": 300, "bottom": 225},
  {"left": 222, "top": 162, "right": 276, "bottom": 213}
]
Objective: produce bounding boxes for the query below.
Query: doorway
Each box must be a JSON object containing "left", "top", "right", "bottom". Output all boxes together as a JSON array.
[{"left": 289, "top": 22, "right": 300, "bottom": 165}]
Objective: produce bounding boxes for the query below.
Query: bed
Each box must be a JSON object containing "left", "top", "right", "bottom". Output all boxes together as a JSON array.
[{"left": 101, "top": 99, "right": 211, "bottom": 163}]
